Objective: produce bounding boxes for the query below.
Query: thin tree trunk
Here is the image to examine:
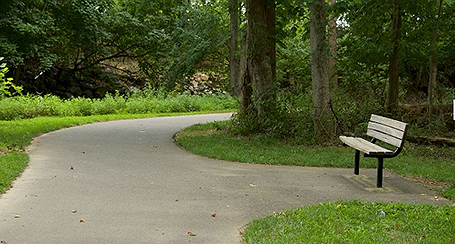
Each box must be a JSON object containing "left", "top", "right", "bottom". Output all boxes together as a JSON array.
[
  {"left": 428, "top": 0, "right": 443, "bottom": 116},
  {"left": 386, "top": 0, "right": 402, "bottom": 113},
  {"left": 328, "top": 0, "right": 338, "bottom": 90},
  {"left": 310, "top": 0, "right": 335, "bottom": 142},
  {"left": 229, "top": 0, "right": 241, "bottom": 97}
]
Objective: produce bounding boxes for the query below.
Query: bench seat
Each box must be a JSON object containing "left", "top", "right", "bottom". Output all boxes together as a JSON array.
[{"left": 339, "top": 136, "right": 393, "bottom": 156}]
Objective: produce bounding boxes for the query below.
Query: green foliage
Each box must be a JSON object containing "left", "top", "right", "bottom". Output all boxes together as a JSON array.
[
  {"left": 337, "top": 0, "right": 455, "bottom": 104},
  {"left": 1, "top": 0, "right": 234, "bottom": 96},
  {"left": 166, "top": 1, "right": 230, "bottom": 90},
  {"left": 276, "top": 13, "right": 312, "bottom": 91},
  {"left": 243, "top": 200, "right": 455, "bottom": 243},
  {"left": 0, "top": 92, "right": 238, "bottom": 120},
  {"left": 0, "top": 58, "right": 22, "bottom": 98},
  {"left": 0, "top": 0, "right": 59, "bottom": 69}
]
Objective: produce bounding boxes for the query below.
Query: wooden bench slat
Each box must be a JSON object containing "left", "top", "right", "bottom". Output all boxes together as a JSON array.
[
  {"left": 367, "top": 129, "right": 404, "bottom": 148},
  {"left": 368, "top": 122, "right": 406, "bottom": 139},
  {"left": 370, "top": 114, "right": 407, "bottom": 131},
  {"left": 367, "top": 115, "right": 408, "bottom": 148},
  {"left": 339, "top": 136, "right": 393, "bottom": 155}
]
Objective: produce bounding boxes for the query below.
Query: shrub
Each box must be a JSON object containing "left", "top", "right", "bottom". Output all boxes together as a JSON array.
[{"left": 0, "top": 91, "right": 238, "bottom": 121}]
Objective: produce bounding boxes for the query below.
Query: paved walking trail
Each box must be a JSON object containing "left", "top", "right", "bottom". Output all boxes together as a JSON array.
[{"left": 0, "top": 113, "right": 451, "bottom": 243}]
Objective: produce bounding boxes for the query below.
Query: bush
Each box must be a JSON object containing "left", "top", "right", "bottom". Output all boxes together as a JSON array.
[
  {"left": 0, "top": 91, "right": 238, "bottom": 121},
  {"left": 0, "top": 58, "right": 23, "bottom": 98}
]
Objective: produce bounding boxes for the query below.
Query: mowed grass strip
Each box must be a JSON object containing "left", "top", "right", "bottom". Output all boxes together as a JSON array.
[
  {"left": 175, "top": 122, "right": 360, "bottom": 168},
  {"left": 242, "top": 200, "right": 455, "bottom": 244},
  {"left": 0, "top": 152, "right": 28, "bottom": 193}
]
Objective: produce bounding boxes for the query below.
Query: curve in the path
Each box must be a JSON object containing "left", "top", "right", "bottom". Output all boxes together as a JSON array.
[{"left": 0, "top": 114, "right": 449, "bottom": 244}]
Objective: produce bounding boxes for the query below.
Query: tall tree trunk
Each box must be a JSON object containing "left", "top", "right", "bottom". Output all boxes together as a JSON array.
[
  {"left": 242, "top": 0, "right": 276, "bottom": 125},
  {"left": 310, "top": 0, "right": 335, "bottom": 142},
  {"left": 428, "top": 0, "right": 443, "bottom": 116},
  {"left": 328, "top": 0, "right": 338, "bottom": 90},
  {"left": 386, "top": 0, "right": 402, "bottom": 113},
  {"left": 229, "top": 0, "right": 241, "bottom": 97}
]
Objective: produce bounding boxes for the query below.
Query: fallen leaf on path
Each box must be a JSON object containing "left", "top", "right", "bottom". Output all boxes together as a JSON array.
[
  {"left": 71, "top": 210, "right": 77, "bottom": 214},
  {"left": 211, "top": 213, "right": 216, "bottom": 217},
  {"left": 187, "top": 231, "right": 196, "bottom": 236},
  {"left": 79, "top": 219, "right": 85, "bottom": 223},
  {"left": 70, "top": 166, "right": 74, "bottom": 170},
  {"left": 14, "top": 215, "right": 20, "bottom": 219}
]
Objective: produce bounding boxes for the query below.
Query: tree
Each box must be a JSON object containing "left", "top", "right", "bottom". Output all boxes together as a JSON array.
[
  {"left": 328, "top": 0, "right": 338, "bottom": 89},
  {"left": 241, "top": 0, "right": 276, "bottom": 128},
  {"left": 0, "top": 0, "right": 59, "bottom": 80},
  {"left": 428, "top": 0, "right": 443, "bottom": 116},
  {"left": 0, "top": 0, "right": 186, "bottom": 96},
  {"left": 166, "top": 0, "right": 230, "bottom": 91},
  {"left": 385, "top": 0, "right": 402, "bottom": 113},
  {"left": 229, "top": 0, "right": 241, "bottom": 97},
  {"left": 309, "top": 0, "right": 335, "bottom": 142}
]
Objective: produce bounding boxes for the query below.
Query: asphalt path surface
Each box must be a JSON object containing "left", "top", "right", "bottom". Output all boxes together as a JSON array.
[{"left": 0, "top": 113, "right": 451, "bottom": 243}]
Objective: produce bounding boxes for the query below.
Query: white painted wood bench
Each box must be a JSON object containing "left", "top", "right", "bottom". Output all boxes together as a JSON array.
[{"left": 340, "top": 114, "right": 408, "bottom": 188}]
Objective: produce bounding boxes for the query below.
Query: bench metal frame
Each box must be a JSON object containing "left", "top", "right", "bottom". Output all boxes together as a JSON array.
[{"left": 340, "top": 114, "right": 408, "bottom": 188}]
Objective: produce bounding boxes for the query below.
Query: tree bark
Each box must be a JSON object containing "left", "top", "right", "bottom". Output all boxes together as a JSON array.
[
  {"left": 229, "top": 0, "right": 241, "bottom": 98},
  {"left": 310, "top": 0, "right": 335, "bottom": 142},
  {"left": 242, "top": 0, "right": 276, "bottom": 125},
  {"left": 328, "top": 0, "right": 338, "bottom": 90},
  {"left": 386, "top": 0, "right": 402, "bottom": 113},
  {"left": 428, "top": 0, "right": 443, "bottom": 116}
]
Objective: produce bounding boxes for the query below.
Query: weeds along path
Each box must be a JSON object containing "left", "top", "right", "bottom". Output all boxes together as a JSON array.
[{"left": 0, "top": 113, "right": 449, "bottom": 244}]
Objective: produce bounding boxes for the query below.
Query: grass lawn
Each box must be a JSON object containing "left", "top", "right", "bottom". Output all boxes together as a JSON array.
[{"left": 242, "top": 200, "right": 455, "bottom": 244}]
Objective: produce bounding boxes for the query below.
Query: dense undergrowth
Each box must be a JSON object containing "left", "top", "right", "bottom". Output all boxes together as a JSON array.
[{"left": 0, "top": 91, "right": 238, "bottom": 121}]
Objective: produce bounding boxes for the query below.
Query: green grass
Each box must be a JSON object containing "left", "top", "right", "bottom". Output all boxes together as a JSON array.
[
  {"left": 0, "top": 151, "right": 28, "bottom": 193},
  {"left": 176, "top": 123, "right": 360, "bottom": 168},
  {"left": 175, "top": 121, "right": 455, "bottom": 200},
  {"left": 0, "top": 93, "right": 238, "bottom": 120},
  {"left": 242, "top": 200, "right": 455, "bottom": 244}
]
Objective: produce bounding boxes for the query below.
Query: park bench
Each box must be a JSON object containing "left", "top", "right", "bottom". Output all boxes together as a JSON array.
[{"left": 340, "top": 114, "right": 408, "bottom": 188}]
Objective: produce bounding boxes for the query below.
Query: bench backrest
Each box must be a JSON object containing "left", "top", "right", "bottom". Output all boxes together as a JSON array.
[{"left": 367, "top": 114, "right": 408, "bottom": 148}]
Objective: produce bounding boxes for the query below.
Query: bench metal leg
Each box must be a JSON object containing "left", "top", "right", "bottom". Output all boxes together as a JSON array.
[
  {"left": 377, "top": 157, "right": 384, "bottom": 188},
  {"left": 354, "top": 150, "right": 360, "bottom": 175}
]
